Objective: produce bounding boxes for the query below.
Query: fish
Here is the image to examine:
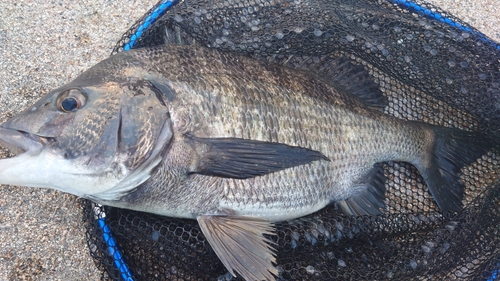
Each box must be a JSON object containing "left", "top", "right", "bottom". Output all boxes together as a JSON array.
[{"left": 0, "top": 45, "right": 490, "bottom": 281}]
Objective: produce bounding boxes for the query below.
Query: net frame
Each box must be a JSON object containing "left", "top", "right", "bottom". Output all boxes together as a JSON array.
[{"left": 82, "top": 1, "right": 500, "bottom": 280}]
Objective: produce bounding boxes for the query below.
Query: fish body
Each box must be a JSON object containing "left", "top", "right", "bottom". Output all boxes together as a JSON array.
[{"left": 0, "top": 45, "right": 488, "bottom": 280}]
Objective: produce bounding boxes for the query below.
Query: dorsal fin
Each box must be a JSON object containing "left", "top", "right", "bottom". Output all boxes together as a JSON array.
[
  {"left": 262, "top": 54, "right": 387, "bottom": 110},
  {"left": 321, "top": 57, "right": 387, "bottom": 110}
]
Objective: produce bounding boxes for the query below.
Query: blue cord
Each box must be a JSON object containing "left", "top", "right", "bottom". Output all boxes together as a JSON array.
[
  {"left": 487, "top": 263, "right": 498, "bottom": 281},
  {"left": 123, "top": 0, "right": 181, "bottom": 51},
  {"left": 390, "top": 0, "right": 500, "bottom": 51},
  {"left": 98, "top": 218, "right": 134, "bottom": 281}
]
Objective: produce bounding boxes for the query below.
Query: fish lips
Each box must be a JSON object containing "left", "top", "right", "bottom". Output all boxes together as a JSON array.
[{"left": 0, "top": 127, "right": 47, "bottom": 156}]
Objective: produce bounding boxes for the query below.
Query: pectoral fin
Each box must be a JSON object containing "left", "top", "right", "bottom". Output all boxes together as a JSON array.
[
  {"left": 188, "top": 135, "right": 329, "bottom": 179},
  {"left": 197, "top": 215, "right": 278, "bottom": 281}
]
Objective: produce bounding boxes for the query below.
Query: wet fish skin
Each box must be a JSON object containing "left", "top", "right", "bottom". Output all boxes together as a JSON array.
[
  {"left": 115, "top": 46, "right": 433, "bottom": 218},
  {"left": 0, "top": 45, "right": 488, "bottom": 280}
]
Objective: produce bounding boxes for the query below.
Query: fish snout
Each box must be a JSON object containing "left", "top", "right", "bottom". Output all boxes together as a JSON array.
[{"left": 0, "top": 127, "right": 46, "bottom": 156}]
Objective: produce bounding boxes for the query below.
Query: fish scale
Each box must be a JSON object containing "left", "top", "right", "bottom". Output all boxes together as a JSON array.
[
  {"left": 0, "top": 44, "right": 491, "bottom": 281},
  {"left": 124, "top": 47, "right": 429, "bottom": 213}
]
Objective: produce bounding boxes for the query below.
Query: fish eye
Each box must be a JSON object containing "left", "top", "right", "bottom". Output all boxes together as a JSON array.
[
  {"left": 57, "top": 89, "right": 87, "bottom": 112},
  {"left": 61, "top": 97, "right": 78, "bottom": 111}
]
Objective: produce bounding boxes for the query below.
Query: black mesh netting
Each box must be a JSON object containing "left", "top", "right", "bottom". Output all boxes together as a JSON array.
[{"left": 82, "top": 0, "right": 499, "bottom": 280}]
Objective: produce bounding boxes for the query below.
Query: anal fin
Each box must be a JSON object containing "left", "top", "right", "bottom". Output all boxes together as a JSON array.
[
  {"left": 197, "top": 215, "right": 278, "bottom": 281},
  {"left": 338, "top": 164, "right": 386, "bottom": 216}
]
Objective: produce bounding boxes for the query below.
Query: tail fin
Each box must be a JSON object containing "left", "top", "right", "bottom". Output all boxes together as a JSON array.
[{"left": 419, "top": 126, "right": 492, "bottom": 211}]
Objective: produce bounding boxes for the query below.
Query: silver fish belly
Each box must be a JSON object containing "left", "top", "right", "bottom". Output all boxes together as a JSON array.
[{"left": 0, "top": 45, "right": 489, "bottom": 280}]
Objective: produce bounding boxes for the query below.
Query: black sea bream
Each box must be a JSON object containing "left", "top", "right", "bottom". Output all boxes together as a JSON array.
[{"left": 0, "top": 45, "right": 489, "bottom": 280}]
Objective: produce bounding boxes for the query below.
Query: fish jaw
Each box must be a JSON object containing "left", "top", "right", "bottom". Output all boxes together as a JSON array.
[
  {"left": 0, "top": 127, "right": 44, "bottom": 156},
  {"left": 0, "top": 127, "right": 126, "bottom": 197}
]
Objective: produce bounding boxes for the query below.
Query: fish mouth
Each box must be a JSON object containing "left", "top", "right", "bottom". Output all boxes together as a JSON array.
[{"left": 0, "top": 127, "right": 46, "bottom": 156}]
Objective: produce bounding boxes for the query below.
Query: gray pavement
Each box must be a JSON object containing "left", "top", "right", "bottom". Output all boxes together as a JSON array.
[{"left": 0, "top": 0, "right": 498, "bottom": 280}]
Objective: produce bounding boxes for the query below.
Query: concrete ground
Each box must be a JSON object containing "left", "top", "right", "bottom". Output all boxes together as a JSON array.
[{"left": 0, "top": 0, "right": 498, "bottom": 280}]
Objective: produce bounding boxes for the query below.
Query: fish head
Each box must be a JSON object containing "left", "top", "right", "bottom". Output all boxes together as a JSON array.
[{"left": 0, "top": 61, "right": 173, "bottom": 200}]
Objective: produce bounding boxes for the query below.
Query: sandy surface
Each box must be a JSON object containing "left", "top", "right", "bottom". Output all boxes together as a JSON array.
[
  {"left": 0, "top": 1, "right": 156, "bottom": 280},
  {"left": 0, "top": 0, "right": 498, "bottom": 280}
]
